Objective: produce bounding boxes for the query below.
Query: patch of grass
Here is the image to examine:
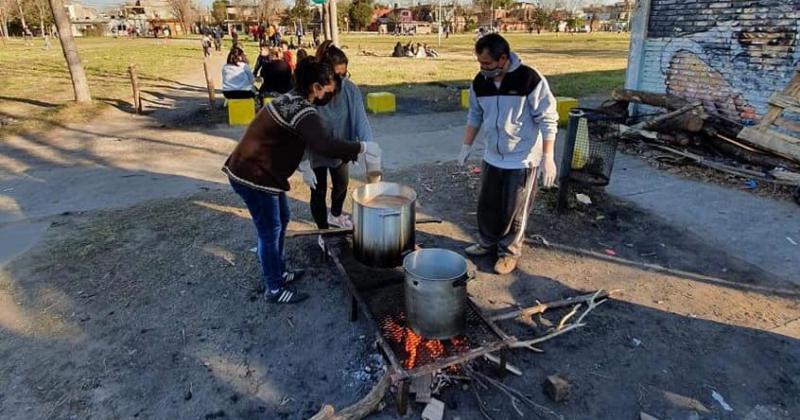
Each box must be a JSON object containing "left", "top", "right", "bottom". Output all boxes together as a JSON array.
[{"left": 0, "top": 37, "right": 206, "bottom": 129}]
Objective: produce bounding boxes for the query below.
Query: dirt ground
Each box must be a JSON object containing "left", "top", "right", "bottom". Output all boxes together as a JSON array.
[{"left": 2, "top": 161, "right": 798, "bottom": 420}]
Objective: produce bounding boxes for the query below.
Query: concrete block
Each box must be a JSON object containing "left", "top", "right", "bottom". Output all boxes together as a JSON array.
[
  {"left": 366, "top": 92, "right": 396, "bottom": 114},
  {"left": 543, "top": 374, "right": 570, "bottom": 402},
  {"left": 556, "top": 97, "right": 579, "bottom": 126},
  {"left": 227, "top": 98, "right": 255, "bottom": 126},
  {"left": 421, "top": 398, "right": 445, "bottom": 420}
]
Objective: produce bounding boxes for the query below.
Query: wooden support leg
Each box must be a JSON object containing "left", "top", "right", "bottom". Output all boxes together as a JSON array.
[{"left": 396, "top": 378, "right": 410, "bottom": 416}]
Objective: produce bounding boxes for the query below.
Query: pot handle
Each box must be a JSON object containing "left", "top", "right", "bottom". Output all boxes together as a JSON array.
[
  {"left": 378, "top": 210, "right": 402, "bottom": 218},
  {"left": 452, "top": 271, "right": 476, "bottom": 287}
]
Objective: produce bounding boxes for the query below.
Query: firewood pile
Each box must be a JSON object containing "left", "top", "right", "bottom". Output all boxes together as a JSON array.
[{"left": 605, "top": 83, "right": 800, "bottom": 205}]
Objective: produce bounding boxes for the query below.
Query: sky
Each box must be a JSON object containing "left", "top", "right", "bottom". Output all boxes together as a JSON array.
[{"left": 79, "top": 0, "right": 622, "bottom": 11}]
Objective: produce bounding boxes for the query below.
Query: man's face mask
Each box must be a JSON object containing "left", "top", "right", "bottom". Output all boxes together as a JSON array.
[{"left": 479, "top": 55, "right": 507, "bottom": 79}]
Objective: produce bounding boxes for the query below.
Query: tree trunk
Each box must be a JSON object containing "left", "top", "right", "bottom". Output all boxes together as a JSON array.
[
  {"left": 321, "top": 3, "right": 330, "bottom": 41},
  {"left": 15, "top": 0, "right": 26, "bottom": 30},
  {"left": 49, "top": 0, "right": 91, "bottom": 102},
  {"left": 328, "top": 0, "right": 338, "bottom": 46},
  {"left": 0, "top": 7, "right": 8, "bottom": 44}
]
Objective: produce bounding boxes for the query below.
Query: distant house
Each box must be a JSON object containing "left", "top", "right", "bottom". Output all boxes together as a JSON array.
[
  {"left": 64, "top": 1, "right": 109, "bottom": 37},
  {"left": 121, "top": 0, "right": 186, "bottom": 36},
  {"left": 583, "top": 1, "right": 633, "bottom": 32}
]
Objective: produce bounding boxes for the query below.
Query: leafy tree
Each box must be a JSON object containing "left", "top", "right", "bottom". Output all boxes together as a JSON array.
[
  {"left": 532, "top": 7, "right": 552, "bottom": 32},
  {"left": 348, "top": 0, "right": 372, "bottom": 31},
  {"left": 211, "top": 0, "right": 228, "bottom": 25}
]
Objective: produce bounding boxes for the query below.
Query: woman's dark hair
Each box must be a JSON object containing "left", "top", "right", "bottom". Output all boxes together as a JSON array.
[
  {"left": 475, "top": 33, "right": 510, "bottom": 60},
  {"left": 293, "top": 57, "right": 335, "bottom": 97},
  {"left": 296, "top": 48, "right": 308, "bottom": 61},
  {"left": 226, "top": 46, "right": 247, "bottom": 65},
  {"left": 315, "top": 40, "right": 348, "bottom": 67}
]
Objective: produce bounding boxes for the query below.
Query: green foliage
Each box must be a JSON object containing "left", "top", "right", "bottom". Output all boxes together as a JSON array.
[
  {"left": 285, "top": 0, "right": 312, "bottom": 26},
  {"left": 348, "top": 0, "right": 373, "bottom": 31},
  {"left": 211, "top": 0, "right": 228, "bottom": 25}
]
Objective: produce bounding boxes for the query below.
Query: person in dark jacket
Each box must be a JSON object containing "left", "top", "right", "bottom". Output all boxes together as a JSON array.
[
  {"left": 458, "top": 34, "right": 558, "bottom": 275},
  {"left": 223, "top": 58, "right": 381, "bottom": 304},
  {"left": 257, "top": 48, "right": 293, "bottom": 97}
]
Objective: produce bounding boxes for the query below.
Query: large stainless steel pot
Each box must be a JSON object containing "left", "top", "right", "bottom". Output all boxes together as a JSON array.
[
  {"left": 352, "top": 182, "right": 417, "bottom": 267},
  {"left": 404, "top": 249, "right": 469, "bottom": 339}
]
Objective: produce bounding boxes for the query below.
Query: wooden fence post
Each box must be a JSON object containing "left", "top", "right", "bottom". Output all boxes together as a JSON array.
[
  {"left": 128, "top": 64, "right": 142, "bottom": 114},
  {"left": 203, "top": 58, "right": 215, "bottom": 108}
]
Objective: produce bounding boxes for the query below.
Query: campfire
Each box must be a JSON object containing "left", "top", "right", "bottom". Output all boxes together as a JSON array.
[{"left": 381, "top": 314, "right": 470, "bottom": 369}]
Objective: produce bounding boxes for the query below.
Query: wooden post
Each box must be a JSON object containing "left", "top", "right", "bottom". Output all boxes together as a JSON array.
[
  {"left": 203, "top": 58, "right": 215, "bottom": 109},
  {"left": 128, "top": 64, "right": 142, "bottom": 114}
]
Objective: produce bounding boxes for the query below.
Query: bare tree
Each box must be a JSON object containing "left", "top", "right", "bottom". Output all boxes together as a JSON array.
[
  {"left": 0, "top": 0, "right": 10, "bottom": 43},
  {"left": 257, "top": 0, "right": 277, "bottom": 23},
  {"left": 14, "top": 0, "right": 26, "bottom": 30},
  {"left": 166, "top": 0, "right": 197, "bottom": 36},
  {"left": 48, "top": 0, "right": 91, "bottom": 102}
]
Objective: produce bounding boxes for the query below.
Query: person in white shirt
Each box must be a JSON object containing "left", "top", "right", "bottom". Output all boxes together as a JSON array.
[{"left": 221, "top": 46, "right": 256, "bottom": 99}]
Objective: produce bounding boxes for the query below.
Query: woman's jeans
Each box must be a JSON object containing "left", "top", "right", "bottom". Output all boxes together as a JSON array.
[
  {"left": 230, "top": 180, "right": 289, "bottom": 291},
  {"left": 309, "top": 163, "right": 349, "bottom": 229}
]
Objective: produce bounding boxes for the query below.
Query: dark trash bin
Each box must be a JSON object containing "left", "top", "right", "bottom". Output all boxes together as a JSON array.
[{"left": 557, "top": 108, "right": 625, "bottom": 212}]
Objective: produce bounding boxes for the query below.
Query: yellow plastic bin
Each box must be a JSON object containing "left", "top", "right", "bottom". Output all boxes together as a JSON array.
[
  {"left": 366, "top": 92, "right": 396, "bottom": 114},
  {"left": 227, "top": 98, "right": 256, "bottom": 126},
  {"left": 460, "top": 89, "right": 470, "bottom": 109},
  {"left": 556, "top": 97, "right": 579, "bottom": 126}
]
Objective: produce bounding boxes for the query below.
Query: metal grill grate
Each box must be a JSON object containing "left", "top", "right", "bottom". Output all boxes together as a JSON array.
[{"left": 365, "top": 282, "right": 503, "bottom": 370}]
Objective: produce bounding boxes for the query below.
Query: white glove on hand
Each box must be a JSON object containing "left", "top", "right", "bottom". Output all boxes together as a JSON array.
[
  {"left": 458, "top": 144, "right": 472, "bottom": 166},
  {"left": 540, "top": 153, "right": 557, "bottom": 188},
  {"left": 360, "top": 141, "right": 381, "bottom": 157},
  {"left": 298, "top": 160, "right": 317, "bottom": 189}
]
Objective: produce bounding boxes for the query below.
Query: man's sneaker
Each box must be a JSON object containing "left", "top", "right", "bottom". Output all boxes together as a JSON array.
[
  {"left": 265, "top": 287, "right": 309, "bottom": 304},
  {"left": 328, "top": 213, "right": 354, "bottom": 229},
  {"left": 465, "top": 243, "right": 492, "bottom": 257},
  {"left": 494, "top": 256, "right": 518, "bottom": 275}
]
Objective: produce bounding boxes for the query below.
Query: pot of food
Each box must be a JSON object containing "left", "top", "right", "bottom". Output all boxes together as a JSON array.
[
  {"left": 404, "top": 249, "right": 469, "bottom": 339},
  {"left": 352, "top": 182, "right": 417, "bottom": 267}
]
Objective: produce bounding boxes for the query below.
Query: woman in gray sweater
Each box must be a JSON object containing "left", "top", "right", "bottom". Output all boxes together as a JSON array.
[{"left": 301, "top": 41, "right": 374, "bottom": 229}]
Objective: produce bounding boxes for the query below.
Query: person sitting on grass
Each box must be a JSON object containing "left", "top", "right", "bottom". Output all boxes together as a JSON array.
[
  {"left": 392, "top": 42, "right": 404, "bottom": 57},
  {"left": 222, "top": 58, "right": 381, "bottom": 304},
  {"left": 221, "top": 46, "right": 256, "bottom": 99}
]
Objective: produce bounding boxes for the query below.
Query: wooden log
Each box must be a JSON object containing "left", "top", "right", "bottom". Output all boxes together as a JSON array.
[
  {"left": 635, "top": 102, "right": 705, "bottom": 133},
  {"left": 128, "top": 64, "right": 142, "bottom": 114},
  {"left": 706, "top": 133, "right": 800, "bottom": 171},
  {"left": 489, "top": 290, "right": 617, "bottom": 322},
  {"left": 309, "top": 371, "right": 392, "bottom": 420},
  {"left": 202, "top": 58, "right": 215, "bottom": 108},
  {"left": 611, "top": 89, "right": 691, "bottom": 111},
  {"left": 737, "top": 126, "right": 800, "bottom": 164}
]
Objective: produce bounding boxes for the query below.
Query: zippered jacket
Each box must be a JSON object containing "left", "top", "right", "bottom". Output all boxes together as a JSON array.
[{"left": 467, "top": 53, "right": 558, "bottom": 169}]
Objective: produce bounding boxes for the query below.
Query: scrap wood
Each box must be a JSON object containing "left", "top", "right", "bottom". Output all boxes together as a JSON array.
[
  {"left": 483, "top": 353, "right": 523, "bottom": 376},
  {"left": 510, "top": 290, "right": 607, "bottom": 353},
  {"left": 652, "top": 145, "right": 800, "bottom": 185},
  {"left": 309, "top": 370, "right": 392, "bottom": 420},
  {"left": 489, "top": 290, "right": 618, "bottom": 322},
  {"left": 466, "top": 367, "right": 563, "bottom": 419},
  {"left": 629, "top": 102, "right": 705, "bottom": 133},
  {"left": 611, "top": 89, "right": 692, "bottom": 111}
]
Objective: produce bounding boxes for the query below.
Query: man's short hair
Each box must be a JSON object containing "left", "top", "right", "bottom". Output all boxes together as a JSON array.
[{"left": 475, "top": 34, "right": 510, "bottom": 60}]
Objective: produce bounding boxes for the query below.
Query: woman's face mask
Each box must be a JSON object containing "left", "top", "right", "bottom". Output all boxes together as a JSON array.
[{"left": 312, "top": 83, "right": 335, "bottom": 106}]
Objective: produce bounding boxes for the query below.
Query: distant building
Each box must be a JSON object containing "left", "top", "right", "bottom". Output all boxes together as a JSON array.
[
  {"left": 121, "top": 0, "right": 186, "bottom": 37},
  {"left": 64, "top": 1, "right": 109, "bottom": 37}
]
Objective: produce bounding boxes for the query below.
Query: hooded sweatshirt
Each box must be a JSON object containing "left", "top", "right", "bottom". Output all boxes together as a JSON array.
[
  {"left": 310, "top": 77, "right": 373, "bottom": 169},
  {"left": 466, "top": 52, "right": 558, "bottom": 170}
]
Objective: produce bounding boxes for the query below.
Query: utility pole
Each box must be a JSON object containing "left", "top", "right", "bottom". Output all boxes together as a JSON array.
[{"left": 329, "top": 0, "right": 338, "bottom": 46}]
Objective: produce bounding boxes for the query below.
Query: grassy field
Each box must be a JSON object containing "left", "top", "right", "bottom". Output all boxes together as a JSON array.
[
  {"left": 0, "top": 33, "right": 629, "bottom": 127},
  {"left": 0, "top": 37, "right": 208, "bottom": 128}
]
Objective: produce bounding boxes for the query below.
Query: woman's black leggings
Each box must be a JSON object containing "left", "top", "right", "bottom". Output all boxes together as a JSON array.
[{"left": 309, "top": 163, "right": 349, "bottom": 229}]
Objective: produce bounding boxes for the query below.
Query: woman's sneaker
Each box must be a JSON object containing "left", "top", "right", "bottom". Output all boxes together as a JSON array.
[
  {"left": 265, "top": 286, "right": 309, "bottom": 304},
  {"left": 328, "top": 213, "right": 353, "bottom": 229}
]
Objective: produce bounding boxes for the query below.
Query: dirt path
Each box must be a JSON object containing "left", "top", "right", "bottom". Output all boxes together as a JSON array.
[{"left": 1, "top": 166, "right": 797, "bottom": 419}]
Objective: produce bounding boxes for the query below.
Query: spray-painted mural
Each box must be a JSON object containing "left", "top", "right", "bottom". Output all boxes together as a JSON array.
[{"left": 635, "top": 0, "right": 800, "bottom": 124}]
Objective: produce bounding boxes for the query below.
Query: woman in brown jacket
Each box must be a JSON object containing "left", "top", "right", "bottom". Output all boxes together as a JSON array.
[{"left": 223, "top": 58, "right": 380, "bottom": 304}]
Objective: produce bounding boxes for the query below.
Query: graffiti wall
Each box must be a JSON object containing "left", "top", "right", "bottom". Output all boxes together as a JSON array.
[{"left": 634, "top": 0, "right": 800, "bottom": 124}]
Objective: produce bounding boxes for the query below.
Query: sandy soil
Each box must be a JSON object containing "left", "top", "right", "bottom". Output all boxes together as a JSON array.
[{"left": 1, "top": 162, "right": 798, "bottom": 420}]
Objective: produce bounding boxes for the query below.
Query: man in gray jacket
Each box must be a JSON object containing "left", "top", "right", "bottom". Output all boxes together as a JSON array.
[{"left": 458, "top": 34, "right": 558, "bottom": 275}]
